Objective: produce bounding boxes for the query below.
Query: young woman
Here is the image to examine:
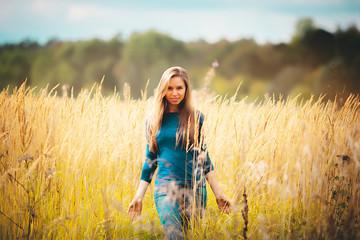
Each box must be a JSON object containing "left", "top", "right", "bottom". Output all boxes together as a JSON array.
[{"left": 128, "top": 66, "right": 231, "bottom": 239}]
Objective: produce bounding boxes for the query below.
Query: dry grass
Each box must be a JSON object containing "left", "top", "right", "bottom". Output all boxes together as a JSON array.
[{"left": 0, "top": 81, "right": 359, "bottom": 239}]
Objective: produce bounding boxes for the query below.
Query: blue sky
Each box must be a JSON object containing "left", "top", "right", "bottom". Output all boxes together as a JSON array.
[{"left": 0, "top": 0, "right": 359, "bottom": 45}]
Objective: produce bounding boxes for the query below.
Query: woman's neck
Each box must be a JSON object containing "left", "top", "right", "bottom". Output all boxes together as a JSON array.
[{"left": 167, "top": 105, "right": 178, "bottom": 113}]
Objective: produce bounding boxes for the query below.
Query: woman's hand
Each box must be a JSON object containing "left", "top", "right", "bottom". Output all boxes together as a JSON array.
[
  {"left": 128, "top": 198, "right": 143, "bottom": 221},
  {"left": 128, "top": 180, "right": 150, "bottom": 221},
  {"left": 216, "top": 193, "right": 232, "bottom": 214},
  {"left": 205, "top": 170, "right": 232, "bottom": 214}
]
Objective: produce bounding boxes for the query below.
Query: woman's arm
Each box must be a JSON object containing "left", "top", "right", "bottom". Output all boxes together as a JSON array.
[
  {"left": 205, "top": 170, "right": 232, "bottom": 214},
  {"left": 128, "top": 180, "right": 150, "bottom": 220},
  {"left": 198, "top": 113, "right": 231, "bottom": 213},
  {"left": 128, "top": 140, "right": 158, "bottom": 220}
]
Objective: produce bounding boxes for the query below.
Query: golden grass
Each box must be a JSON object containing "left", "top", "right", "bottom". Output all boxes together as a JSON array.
[{"left": 0, "top": 82, "right": 359, "bottom": 239}]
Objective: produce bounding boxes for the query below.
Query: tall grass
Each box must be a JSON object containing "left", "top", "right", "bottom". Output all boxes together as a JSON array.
[{"left": 0, "top": 81, "right": 359, "bottom": 239}]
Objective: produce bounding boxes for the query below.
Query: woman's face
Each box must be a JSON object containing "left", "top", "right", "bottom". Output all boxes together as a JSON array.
[{"left": 165, "top": 76, "right": 186, "bottom": 110}]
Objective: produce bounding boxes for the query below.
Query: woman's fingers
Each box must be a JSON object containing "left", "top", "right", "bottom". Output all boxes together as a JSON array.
[
  {"left": 128, "top": 206, "right": 140, "bottom": 220},
  {"left": 216, "top": 196, "right": 232, "bottom": 214},
  {"left": 129, "top": 210, "right": 140, "bottom": 221},
  {"left": 127, "top": 203, "right": 133, "bottom": 213},
  {"left": 128, "top": 200, "right": 142, "bottom": 221},
  {"left": 223, "top": 200, "right": 231, "bottom": 214}
]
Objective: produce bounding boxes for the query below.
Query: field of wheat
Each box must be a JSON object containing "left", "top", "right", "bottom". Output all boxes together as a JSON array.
[{"left": 0, "top": 80, "right": 359, "bottom": 239}]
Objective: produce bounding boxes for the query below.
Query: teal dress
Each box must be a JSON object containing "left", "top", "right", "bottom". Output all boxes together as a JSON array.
[{"left": 140, "top": 112, "right": 214, "bottom": 239}]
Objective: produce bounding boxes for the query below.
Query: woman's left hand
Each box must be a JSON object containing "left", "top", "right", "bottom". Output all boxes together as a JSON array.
[{"left": 216, "top": 194, "right": 232, "bottom": 214}]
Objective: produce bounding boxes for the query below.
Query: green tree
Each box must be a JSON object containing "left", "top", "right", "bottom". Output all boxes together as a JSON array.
[
  {"left": 120, "top": 30, "right": 188, "bottom": 98},
  {"left": 335, "top": 25, "right": 360, "bottom": 65},
  {"left": 0, "top": 39, "right": 39, "bottom": 90},
  {"left": 291, "top": 18, "right": 316, "bottom": 45},
  {"left": 31, "top": 36, "right": 123, "bottom": 95},
  {"left": 0, "top": 49, "right": 32, "bottom": 90}
]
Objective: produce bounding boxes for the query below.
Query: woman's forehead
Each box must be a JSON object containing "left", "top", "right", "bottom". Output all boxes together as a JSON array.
[{"left": 168, "top": 76, "right": 185, "bottom": 86}]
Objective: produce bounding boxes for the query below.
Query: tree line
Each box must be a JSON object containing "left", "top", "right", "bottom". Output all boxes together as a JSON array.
[{"left": 0, "top": 18, "right": 359, "bottom": 101}]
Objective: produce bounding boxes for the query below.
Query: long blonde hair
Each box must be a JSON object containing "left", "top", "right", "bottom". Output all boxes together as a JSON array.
[{"left": 147, "top": 66, "right": 200, "bottom": 154}]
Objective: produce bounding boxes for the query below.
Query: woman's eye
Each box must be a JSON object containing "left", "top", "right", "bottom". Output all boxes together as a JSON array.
[
  {"left": 168, "top": 87, "right": 172, "bottom": 90},
  {"left": 177, "top": 87, "right": 183, "bottom": 90}
]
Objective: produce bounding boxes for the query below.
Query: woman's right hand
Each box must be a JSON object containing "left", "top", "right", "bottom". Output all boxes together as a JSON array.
[
  {"left": 128, "top": 198, "right": 143, "bottom": 221},
  {"left": 128, "top": 180, "right": 149, "bottom": 220}
]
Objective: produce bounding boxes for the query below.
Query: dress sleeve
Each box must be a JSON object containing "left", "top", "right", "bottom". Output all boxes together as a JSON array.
[
  {"left": 198, "top": 112, "right": 215, "bottom": 175},
  {"left": 140, "top": 144, "right": 158, "bottom": 183}
]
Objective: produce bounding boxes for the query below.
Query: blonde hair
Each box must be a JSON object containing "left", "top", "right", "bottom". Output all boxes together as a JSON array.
[{"left": 147, "top": 66, "right": 200, "bottom": 153}]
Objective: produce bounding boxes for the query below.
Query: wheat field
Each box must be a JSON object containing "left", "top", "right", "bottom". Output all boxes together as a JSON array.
[{"left": 0, "top": 81, "right": 359, "bottom": 239}]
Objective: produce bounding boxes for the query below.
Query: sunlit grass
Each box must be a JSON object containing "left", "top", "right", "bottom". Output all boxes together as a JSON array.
[{"left": 1, "top": 82, "right": 359, "bottom": 239}]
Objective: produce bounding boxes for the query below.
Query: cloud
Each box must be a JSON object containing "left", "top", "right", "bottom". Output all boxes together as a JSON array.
[
  {"left": 67, "top": 4, "right": 116, "bottom": 22},
  {"left": 0, "top": 0, "right": 65, "bottom": 22},
  {"left": 0, "top": 3, "right": 13, "bottom": 21},
  {"left": 32, "top": 0, "right": 55, "bottom": 12}
]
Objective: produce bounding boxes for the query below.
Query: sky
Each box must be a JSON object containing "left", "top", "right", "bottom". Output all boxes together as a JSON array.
[{"left": 0, "top": 0, "right": 360, "bottom": 45}]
